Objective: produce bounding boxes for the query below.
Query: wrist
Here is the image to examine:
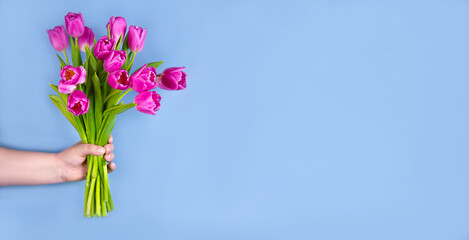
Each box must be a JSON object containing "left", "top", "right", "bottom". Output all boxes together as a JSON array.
[{"left": 53, "top": 153, "right": 67, "bottom": 183}]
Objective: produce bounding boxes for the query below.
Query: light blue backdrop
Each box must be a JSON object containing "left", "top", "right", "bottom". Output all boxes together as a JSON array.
[{"left": 1, "top": 0, "right": 469, "bottom": 239}]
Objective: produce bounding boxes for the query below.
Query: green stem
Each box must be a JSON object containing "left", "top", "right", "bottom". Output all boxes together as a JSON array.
[
  {"left": 63, "top": 51, "right": 70, "bottom": 65},
  {"left": 96, "top": 175, "right": 102, "bottom": 217},
  {"left": 103, "top": 160, "right": 109, "bottom": 202},
  {"left": 75, "top": 37, "right": 83, "bottom": 66},
  {"left": 107, "top": 187, "right": 114, "bottom": 211},
  {"left": 104, "top": 89, "right": 121, "bottom": 103},
  {"left": 126, "top": 53, "right": 135, "bottom": 71},
  {"left": 86, "top": 156, "right": 97, "bottom": 216},
  {"left": 84, "top": 155, "right": 92, "bottom": 216},
  {"left": 116, "top": 88, "right": 132, "bottom": 104}
]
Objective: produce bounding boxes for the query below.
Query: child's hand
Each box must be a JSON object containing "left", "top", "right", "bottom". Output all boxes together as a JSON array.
[{"left": 56, "top": 135, "right": 116, "bottom": 182}]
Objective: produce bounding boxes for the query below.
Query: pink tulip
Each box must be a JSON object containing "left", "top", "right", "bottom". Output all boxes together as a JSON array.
[
  {"left": 127, "top": 25, "right": 147, "bottom": 53},
  {"left": 93, "top": 36, "right": 115, "bottom": 60},
  {"left": 107, "top": 69, "right": 130, "bottom": 90},
  {"left": 130, "top": 64, "right": 158, "bottom": 92},
  {"left": 67, "top": 90, "right": 90, "bottom": 116},
  {"left": 58, "top": 65, "right": 87, "bottom": 94},
  {"left": 134, "top": 91, "right": 161, "bottom": 115},
  {"left": 107, "top": 16, "right": 127, "bottom": 41},
  {"left": 46, "top": 26, "right": 69, "bottom": 52},
  {"left": 64, "top": 12, "right": 85, "bottom": 38},
  {"left": 158, "top": 67, "right": 187, "bottom": 90},
  {"left": 77, "top": 27, "right": 95, "bottom": 52},
  {"left": 103, "top": 50, "right": 126, "bottom": 73}
]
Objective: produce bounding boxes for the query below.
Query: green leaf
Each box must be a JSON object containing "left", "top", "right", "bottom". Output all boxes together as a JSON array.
[
  {"left": 56, "top": 54, "right": 66, "bottom": 68},
  {"left": 129, "top": 61, "right": 165, "bottom": 76},
  {"left": 104, "top": 89, "right": 121, "bottom": 104},
  {"left": 85, "top": 45, "right": 92, "bottom": 58},
  {"left": 115, "top": 34, "right": 123, "bottom": 50},
  {"left": 122, "top": 34, "right": 128, "bottom": 52},
  {"left": 123, "top": 51, "right": 132, "bottom": 70},
  {"left": 85, "top": 92, "right": 96, "bottom": 143},
  {"left": 92, "top": 74, "right": 103, "bottom": 130},
  {"left": 49, "top": 95, "right": 80, "bottom": 134},
  {"left": 103, "top": 103, "right": 136, "bottom": 116},
  {"left": 85, "top": 45, "right": 97, "bottom": 74},
  {"left": 50, "top": 84, "right": 68, "bottom": 104},
  {"left": 147, "top": 61, "right": 165, "bottom": 69},
  {"left": 97, "top": 114, "right": 117, "bottom": 146}
]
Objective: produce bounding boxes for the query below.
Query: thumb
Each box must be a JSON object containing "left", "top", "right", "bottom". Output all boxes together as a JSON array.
[{"left": 73, "top": 143, "right": 106, "bottom": 158}]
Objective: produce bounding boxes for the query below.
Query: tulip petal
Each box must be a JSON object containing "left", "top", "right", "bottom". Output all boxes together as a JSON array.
[{"left": 58, "top": 81, "right": 77, "bottom": 94}]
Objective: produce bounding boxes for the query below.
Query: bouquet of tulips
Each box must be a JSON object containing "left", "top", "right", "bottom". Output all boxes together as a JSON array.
[{"left": 46, "top": 12, "right": 187, "bottom": 217}]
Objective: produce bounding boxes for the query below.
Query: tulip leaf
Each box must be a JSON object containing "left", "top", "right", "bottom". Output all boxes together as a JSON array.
[
  {"left": 104, "top": 89, "right": 121, "bottom": 104},
  {"left": 85, "top": 45, "right": 97, "bottom": 74},
  {"left": 50, "top": 84, "right": 69, "bottom": 104},
  {"left": 97, "top": 114, "right": 117, "bottom": 146},
  {"left": 86, "top": 92, "right": 96, "bottom": 143},
  {"left": 123, "top": 51, "right": 132, "bottom": 70},
  {"left": 49, "top": 95, "right": 83, "bottom": 138},
  {"left": 50, "top": 87, "right": 87, "bottom": 143},
  {"left": 56, "top": 54, "right": 66, "bottom": 68},
  {"left": 92, "top": 74, "right": 103, "bottom": 130},
  {"left": 115, "top": 35, "right": 123, "bottom": 50},
  {"left": 103, "top": 103, "right": 136, "bottom": 116},
  {"left": 147, "top": 61, "right": 165, "bottom": 69},
  {"left": 122, "top": 34, "right": 129, "bottom": 52}
]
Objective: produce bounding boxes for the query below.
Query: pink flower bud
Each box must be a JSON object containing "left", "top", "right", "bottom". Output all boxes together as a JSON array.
[
  {"left": 58, "top": 65, "right": 87, "bottom": 94},
  {"left": 103, "top": 50, "right": 126, "bottom": 73},
  {"left": 93, "top": 36, "right": 115, "bottom": 60},
  {"left": 64, "top": 12, "right": 85, "bottom": 38},
  {"left": 67, "top": 90, "right": 90, "bottom": 116},
  {"left": 107, "top": 69, "right": 130, "bottom": 90},
  {"left": 127, "top": 25, "right": 147, "bottom": 53},
  {"left": 134, "top": 91, "right": 161, "bottom": 115},
  {"left": 130, "top": 64, "right": 158, "bottom": 92},
  {"left": 47, "top": 26, "right": 69, "bottom": 52},
  {"left": 107, "top": 16, "right": 127, "bottom": 41},
  {"left": 77, "top": 27, "right": 95, "bottom": 52},
  {"left": 158, "top": 67, "right": 187, "bottom": 90}
]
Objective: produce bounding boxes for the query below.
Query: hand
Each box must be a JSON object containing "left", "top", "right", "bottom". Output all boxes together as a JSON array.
[{"left": 56, "top": 135, "right": 116, "bottom": 182}]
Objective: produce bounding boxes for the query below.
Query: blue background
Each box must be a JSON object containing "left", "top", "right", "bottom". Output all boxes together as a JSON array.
[{"left": 1, "top": 0, "right": 469, "bottom": 239}]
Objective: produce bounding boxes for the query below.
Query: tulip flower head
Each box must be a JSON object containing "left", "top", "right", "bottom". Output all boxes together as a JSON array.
[
  {"left": 134, "top": 91, "right": 161, "bottom": 115},
  {"left": 67, "top": 90, "right": 90, "bottom": 116},
  {"left": 158, "top": 67, "right": 187, "bottom": 90},
  {"left": 107, "top": 69, "right": 130, "bottom": 90},
  {"left": 94, "top": 36, "right": 115, "bottom": 60},
  {"left": 46, "top": 25, "right": 69, "bottom": 52},
  {"left": 103, "top": 50, "right": 127, "bottom": 73},
  {"left": 127, "top": 25, "right": 147, "bottom": 53},
  {"left": 58, "top": 65, "right": 87, "bottom": 94},
  {"left": 130, "top": 64, "right": 158, "bottom": 92},
  {"left": 65, "top": 12, "right": 85, "bottom": 38},
  {"left": 77, "top": 27, "right": 95, "bottom": 52},
  {"left": 107, "top": 16, "right": 127, "bottom": 41}
]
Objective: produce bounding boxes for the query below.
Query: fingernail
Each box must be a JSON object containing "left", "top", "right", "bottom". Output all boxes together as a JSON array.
[{"left": 98, "top": 147, "right": 105, "bottom": 154}]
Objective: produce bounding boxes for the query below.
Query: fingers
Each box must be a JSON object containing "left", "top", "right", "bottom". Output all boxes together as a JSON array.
[
  {"left": 108, "top": 134, "right": 113, "bottom": 144},
  {"left": 107, "top": 162, "right": 116, "bottom": 173},
  {"left": 104, "top": 152, "right": 114, "bottom": 162},
  {"left": 104, "top": 143, "right": 114, "bottom": 154},
  {"left": 75, "top": 144, "right": 105, "bottom": 157},
  {"left": 104, "top": 143, "right": 114, "bottom": 162}
]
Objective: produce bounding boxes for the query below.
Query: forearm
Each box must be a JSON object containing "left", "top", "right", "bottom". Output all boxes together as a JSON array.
[{"left": 0, "top": 147, "right": 63, "bottom": 186}]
